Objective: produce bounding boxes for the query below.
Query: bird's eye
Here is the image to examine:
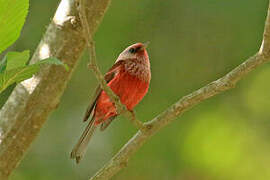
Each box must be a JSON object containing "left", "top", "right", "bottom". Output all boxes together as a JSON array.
[{"left": 129, "top": 48, "right": 136, "bottom": 54}]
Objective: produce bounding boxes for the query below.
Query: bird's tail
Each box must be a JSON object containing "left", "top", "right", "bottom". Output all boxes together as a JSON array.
[{"left": 70, "top": 118, "right": 96, "bottom": 163}]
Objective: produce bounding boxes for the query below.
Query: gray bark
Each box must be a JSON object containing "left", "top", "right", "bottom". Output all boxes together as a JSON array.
[{"left": 0, "top": 0, "right": 111, "bottom": 178}]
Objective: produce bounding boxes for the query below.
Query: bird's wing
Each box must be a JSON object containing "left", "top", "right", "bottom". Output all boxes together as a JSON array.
[{"left": 83, "top": 60, "right": 125, "bottom": 122}]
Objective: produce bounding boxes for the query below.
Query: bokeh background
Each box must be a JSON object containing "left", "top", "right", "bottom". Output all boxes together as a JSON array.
[{"left": 7, "top": 0, "right": 270, "bottom": 179}]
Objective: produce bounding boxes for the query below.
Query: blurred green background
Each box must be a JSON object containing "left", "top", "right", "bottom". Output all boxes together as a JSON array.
[{"left": 8, "top": 0, "right": 270, "bottom": 179}]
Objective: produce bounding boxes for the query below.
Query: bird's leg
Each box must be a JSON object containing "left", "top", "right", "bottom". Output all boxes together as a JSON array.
[{"left": 128, "top": 110, "right": 144, "bottom": 130}]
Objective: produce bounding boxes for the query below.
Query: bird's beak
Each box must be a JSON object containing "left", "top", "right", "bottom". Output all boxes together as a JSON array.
[{"left": 142, "top": 41, "right": 150, "bottom": 49}]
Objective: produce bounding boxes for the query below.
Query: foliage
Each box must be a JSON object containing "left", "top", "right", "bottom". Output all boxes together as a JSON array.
[
  {"left": 0, "top": 0, "right": 67, "bottom": 108},
  {"left": 0, "top": 51, "right": 68, "bottom": 93},
  {"left": 0, "top": 0, "right": 29, "bottom": 54}
]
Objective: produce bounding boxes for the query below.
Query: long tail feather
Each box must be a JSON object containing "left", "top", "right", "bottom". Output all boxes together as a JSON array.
[{"left": 70, "top": 118, "right": 96, "bottom": 163}]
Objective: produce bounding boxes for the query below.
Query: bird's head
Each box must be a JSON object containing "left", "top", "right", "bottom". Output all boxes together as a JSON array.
[{"left": 116, "top": 42, "right": 149, "bottom": 62}]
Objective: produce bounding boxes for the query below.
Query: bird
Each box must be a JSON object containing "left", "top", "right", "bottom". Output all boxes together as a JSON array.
[{"left": 70, "top": 42, "right": 151, "bottom": 163}]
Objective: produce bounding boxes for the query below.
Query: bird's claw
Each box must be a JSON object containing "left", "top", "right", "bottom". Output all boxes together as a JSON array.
[{"left": 129, "top": 110, "right": 145, "bottom": 130}]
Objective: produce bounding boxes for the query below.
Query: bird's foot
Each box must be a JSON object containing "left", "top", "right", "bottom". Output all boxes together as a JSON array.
[{"left": 128, "top": 110, "right": 145, "bottom": 130}]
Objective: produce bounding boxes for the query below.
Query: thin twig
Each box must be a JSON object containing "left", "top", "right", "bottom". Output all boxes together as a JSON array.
[
  {"left": 78, "top": 0, "right": 144, "bottom": 129},
  {"left": 88, "top": 1, "right": 270, "bottom": 180}
]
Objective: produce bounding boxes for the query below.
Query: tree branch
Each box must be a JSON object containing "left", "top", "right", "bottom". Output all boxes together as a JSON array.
[
  {"left": 89, "top": 2, "right": 270, "bottom": 180},
  {"left": 79, "top": 0, "right": 144, "bottom": 129},
  {"left": 0, "top": 0, "right": 111, "bottom": 178}
]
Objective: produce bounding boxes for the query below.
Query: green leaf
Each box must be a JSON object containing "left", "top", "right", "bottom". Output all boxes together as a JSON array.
[
  {"left": 0, "top": 55, "right": 68, "bottom": 93},
  {"left": 0, "top": 56, "right": 7, "bottom": 73},
  {"left": 0, "top": 0, "right": 29, "bottom": 53},
  {"left": 0, "top": 50, "right": 30, "bottom": 73},
  {"left": 5, "top": 50, "right": 30, "bottom": 70},
  {"left": 0, "top": 65, "right": 37, "bottom": 92},
  {"left": 37, "top": 57, "right": 69, "bottom": 71},
  {"left": 0, "top": 83, "right": 15, "bottom": 109}
]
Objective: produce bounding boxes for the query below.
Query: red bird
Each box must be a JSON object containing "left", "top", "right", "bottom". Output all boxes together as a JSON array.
[{"left": 71, "top": 42, "right": 151, "bottom": 163}]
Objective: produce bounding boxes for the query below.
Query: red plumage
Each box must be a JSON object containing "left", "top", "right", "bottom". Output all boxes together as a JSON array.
[
  {"left": 71, "top": 43, "right": 151, "bottom": 163},
  {"left": 95, "top": 61, "right": 150, "bottom": 124}
]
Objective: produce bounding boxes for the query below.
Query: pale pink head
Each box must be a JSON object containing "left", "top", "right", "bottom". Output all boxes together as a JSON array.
[{"left": 116, "top": 42, "right": 149, "bottom": 62}]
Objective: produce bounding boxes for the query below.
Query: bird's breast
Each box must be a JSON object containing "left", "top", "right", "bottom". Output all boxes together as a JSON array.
[
  {"left": 109, "top": 68, "right": 150, "bottom": 110},
  {"left": 124, "top": 60, "right": 151, "bottom": 82}
]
